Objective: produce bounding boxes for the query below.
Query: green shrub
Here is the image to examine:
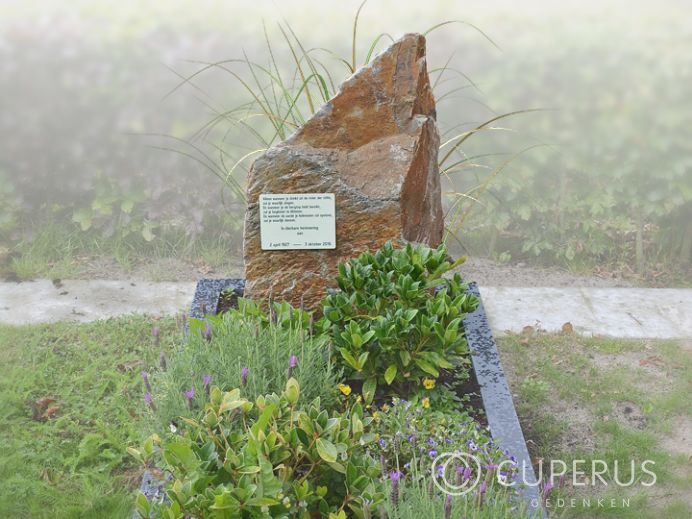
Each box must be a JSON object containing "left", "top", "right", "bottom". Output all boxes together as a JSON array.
[
  {"left": 132, "top": 379, "right": 384, "bottom": 518},
  {"left": 320, "top": 242, "right": 478, "bottom": 402},
  {"left": 144, "top": 310, "right": 340, "bottom": 430}
]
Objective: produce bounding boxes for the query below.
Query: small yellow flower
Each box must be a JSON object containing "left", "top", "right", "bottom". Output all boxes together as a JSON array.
[
  {"left": 421, "top": 397, "right": 430, "bottom": 409},
  {"left": 423, "top": 378, "right": 436, "bottom": 390},
  {"left": 372, "top": 411, "right": 380, "bottom": 420},
  {"left": 338, "top": 383, "right": 352, "bottom": 396}
]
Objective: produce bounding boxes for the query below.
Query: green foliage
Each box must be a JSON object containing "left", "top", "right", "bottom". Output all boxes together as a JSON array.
[
  {"left": 146, "top": 309, "right": 339, "bottom": 431},
  {"left": 320, "top": 242, "right": 478, "bottom": 401},
  {"left": 0, "top": 316, "right": 180, "bottom": 518},
  {"left": 133, "top": 379, "right": 384, "bottom": 518},
  {"left": 453, "top": 14, "right": 692, "bottom": 270},
  {"left": 381, "top": 475, "right": 533, "bottom": 519}
]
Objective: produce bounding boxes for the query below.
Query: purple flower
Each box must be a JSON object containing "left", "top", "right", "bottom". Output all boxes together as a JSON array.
[
  {"left": 542, "top": 481, "right": 554, "bottom": 497},
  {"left": 479, "top": 481, "right": 487, "bottom": 494},
  {"left": 407, "top": 434, "right": 415, "bottom": 443},
  {"left": 444, "top": 494, "right": 453, "bottom": 519},
  {"left": 159, "top": 351, "right": 167, "bottom": 371},
  {"left": 203, "top": 322, "right": 212, "bottom": 341},
  {"left": 463, "top": 467, "right": 472, "bottom": 481},
  {"left": 152, "top": 326, "right": 160, "bottom": 346},
  {"left": 389, "top": 470, "right": 401, "bottom": 509},
  {"left": 437, "top": 464, "right": 445, "bottom": 477},
  {"left": 379, "top": 438, "right": 387, "bottom": 448},
  {"left": 241, "top": 367, "right": 249, "bottom": 387},
  {"left": 141, "top": 371, "right": 151, "bottom": 392},
  {"left": 184, "top": 388, "right": 195, "bottom": 409},
  {"left": 428, "top": 449, "right": 438, "bottom": 458},
  {"left": 288, "top": 355, "right": 298, "bottom": 378},
  {"left": 203, "top": 375, "right": 211, "bottom": 394},
  {"left": 144, "top": 392, "right": 155, "bottom": 411}
]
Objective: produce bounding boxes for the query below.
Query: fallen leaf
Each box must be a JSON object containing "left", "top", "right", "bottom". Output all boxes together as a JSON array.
[
  {"left": 561, "top": 322, "right": 574, "bottom": 333},
  {"left": 639, "top": 356, "right": 665, "bottom": 367},
  {"left": 35, "top": 397, "right": 56, "bottom": 409},
  {"left": 521, "top": 325, "right": 535, "bottom": 336},
  {"left": 42, "top": 406, "right": 60, "bottom": 420}
]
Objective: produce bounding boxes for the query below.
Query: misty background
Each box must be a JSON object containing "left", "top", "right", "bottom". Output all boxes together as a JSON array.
[{"left": 0, "top": 0, "right": 690, "bottom": 285}]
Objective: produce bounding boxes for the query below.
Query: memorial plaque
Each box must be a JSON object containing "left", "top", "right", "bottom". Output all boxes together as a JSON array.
[{"left": 259, "top": 193, "right": 336, "bottom": 250}]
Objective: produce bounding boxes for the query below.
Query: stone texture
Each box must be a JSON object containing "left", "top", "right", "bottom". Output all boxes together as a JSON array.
[{"left": 243, "top": 33, "right": 444, "bottom": 309}]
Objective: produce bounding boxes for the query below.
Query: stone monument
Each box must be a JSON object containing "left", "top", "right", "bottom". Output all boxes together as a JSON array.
[{"left": 243, "top": 33, "right": 444, "bottom": 309}]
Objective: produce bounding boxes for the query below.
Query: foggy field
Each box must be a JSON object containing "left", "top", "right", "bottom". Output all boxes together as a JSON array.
[{"left": 0, "top": 0, "right": 690, "bottom": 284}]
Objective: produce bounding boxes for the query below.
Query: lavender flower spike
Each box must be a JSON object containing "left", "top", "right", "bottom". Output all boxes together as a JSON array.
[
  {"left": 159, "top": 351, "right": 167, "bottom": 371},
  {"left": 241, "top": 367, "right": 249, "bottom": 387},
  {"left": 444, "top": 494, "right": 453, "bottom": 519},
  {"left": 144, "top": 392, "right": 156, "bottom": 411},
  {"left": 389, "top": 470, "right": 401, "bottom": 509},
  {"left": 141, "top": 371, "right": 152, "bottom": 392},
  {"left": 288, "top": 354, "right": 298, "bottom": 377},
  {"left": 184, "top": 388, "right": 195, "bottom": 410},
  {"left": 203, "top": 375, "right": 211, "bottom": 395},
  {"left": 152, "top": 326, "right": 161, "bottom": 346}
]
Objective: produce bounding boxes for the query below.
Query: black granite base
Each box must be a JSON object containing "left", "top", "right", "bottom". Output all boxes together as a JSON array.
[{"left": 464, "top": 283, "right": 544, "bottom": 516}]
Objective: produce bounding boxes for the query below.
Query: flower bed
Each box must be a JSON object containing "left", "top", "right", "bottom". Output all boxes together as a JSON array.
[{"left": 132, "top": 243, "right": 544, "bottom": 518}]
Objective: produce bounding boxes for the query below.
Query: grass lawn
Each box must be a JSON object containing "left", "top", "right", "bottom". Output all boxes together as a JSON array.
[
  {"left": 498, "top": 333, "right": 692, "bottom": 518},
  {"left": 0, "top": 316, "right": 180, "bottom": 518}
]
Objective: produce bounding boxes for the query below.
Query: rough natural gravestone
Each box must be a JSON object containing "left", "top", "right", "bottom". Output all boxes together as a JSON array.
[{"left": 243, "top": 33, "right": 444, "bottom": 310}]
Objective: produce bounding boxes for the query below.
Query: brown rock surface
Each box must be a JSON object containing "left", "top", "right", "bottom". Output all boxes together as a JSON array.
[{"left": 243, "top": 33, "right": 444, "bottom": 309}]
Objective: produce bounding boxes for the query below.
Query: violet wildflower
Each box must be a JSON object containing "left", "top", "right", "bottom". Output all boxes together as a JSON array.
[
  {"left": 241, "top": 367, "right": 249, "bottom": 387},
  {"left": 143, "top": 392, "right": 155, "bottom": 411},
  {"left": 184, "top": 388, "right": 195, "bottom": 410},
  {"left": 203, "top": 322, "right": 212, "bottom": 341},
  {"left": 428, "top": 449, "right": 438, "bottom": 458},
  {"left": 558, "top": 473, "right": 566, "bottom": 489},
  {"left": 159, "top": 351, "right": 167, "bottom": 371},
  {"left": 288, "top": 355, "right": 298, "bottom": 378},
  {"left": 477, "top": 480, "right": 487, "bottom": 506},
  {"left": 379, "top": 437, "right": 387, "bottom": 449},
  {"left": 141, "top": 371, "right": 151, "bottom": 392},
  {"left": 389, "top": 471, "right": 401, "bottom": 509},
  {"left": 203, "top": 374, "right": 211, "bottom": 395},
  {"left": 443, "top": 494, "right": 453, "bottom": 519},
  {"left": 463, "top": 466, "right": 472, "bottom": 482},
  {"left": 542, "top": 481, "right": 554, "bottom": 504},
  {"left": 152, "top": 326, "right": 160, "bottom": 347}
]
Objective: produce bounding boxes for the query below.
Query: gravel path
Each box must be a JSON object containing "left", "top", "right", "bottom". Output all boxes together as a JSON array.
[{"left": 1, "top": 279, "right": 690, "bottom": 340}]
